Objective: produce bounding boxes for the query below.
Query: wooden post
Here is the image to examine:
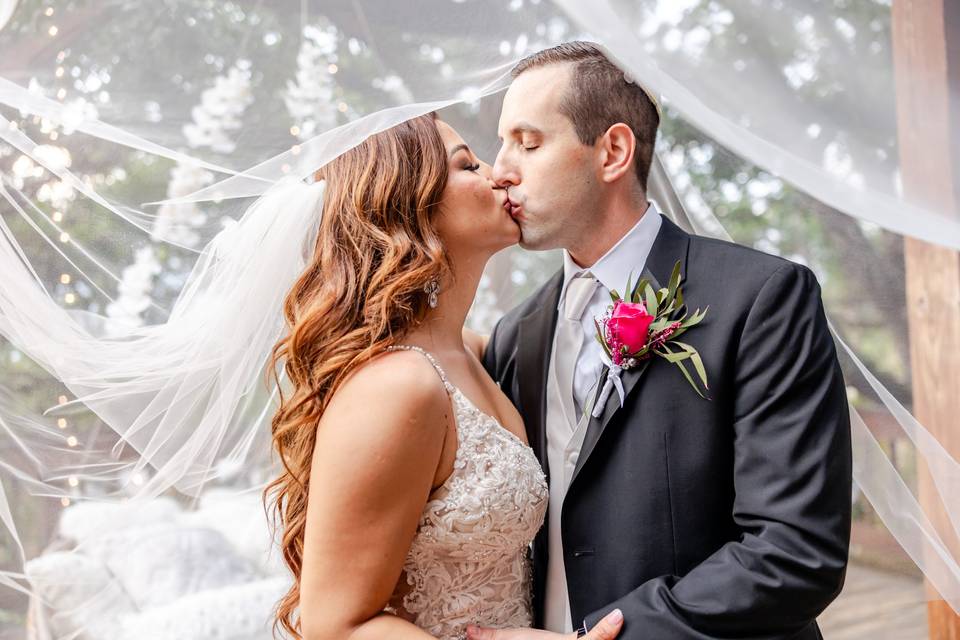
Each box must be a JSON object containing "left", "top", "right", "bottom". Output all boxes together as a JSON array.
[{"left": 892, "top": 1, "right": 960, "bottom": 638}]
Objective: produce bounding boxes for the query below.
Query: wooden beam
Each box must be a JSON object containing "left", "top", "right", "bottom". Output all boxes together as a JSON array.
[
  {"left": 892, "top": 1, "right": 960, "bottom": 638},
  {"left": 947, "top": 2, "right": 960, "bottom": 209}
]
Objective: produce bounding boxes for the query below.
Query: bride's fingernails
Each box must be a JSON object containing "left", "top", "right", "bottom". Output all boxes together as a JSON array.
[{"left": 604, "top": 608, "right": 623, "bottom": 624}]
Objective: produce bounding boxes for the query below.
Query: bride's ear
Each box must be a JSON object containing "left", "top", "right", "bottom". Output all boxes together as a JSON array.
[{"left": 598, "top": 122, "right": 637, "bottom": 184}]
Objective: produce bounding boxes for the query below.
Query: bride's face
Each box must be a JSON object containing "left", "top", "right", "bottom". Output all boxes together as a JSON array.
[{"left": 434, "top": 119, "right": 518, "bottom": 256}]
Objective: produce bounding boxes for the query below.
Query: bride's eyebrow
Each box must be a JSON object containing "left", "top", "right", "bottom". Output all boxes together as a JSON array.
[{"left": 448, "top": 143, "right": 471, "bottom": 158}]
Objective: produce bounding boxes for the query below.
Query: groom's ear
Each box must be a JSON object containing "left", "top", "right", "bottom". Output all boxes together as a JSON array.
[{"left": 597, "top": 122, "right": 637, "bottom": 185}]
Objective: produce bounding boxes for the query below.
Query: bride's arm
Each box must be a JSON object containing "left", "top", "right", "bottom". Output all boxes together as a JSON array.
[
  {"left": 462, "top": 327, "right": 490, "bottom": 361},
  {"left": 298, "top": 351, "right": 451, "bottom": 640}
]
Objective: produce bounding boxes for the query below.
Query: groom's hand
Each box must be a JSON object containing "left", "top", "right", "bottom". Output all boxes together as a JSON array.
[{"left": 465, "top": 609, "right": 623, "bottom": 640}]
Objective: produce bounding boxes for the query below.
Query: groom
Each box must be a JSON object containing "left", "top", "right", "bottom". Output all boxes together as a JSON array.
[{"left": 470, "top": 42, "right": 851, "bottom": 639}]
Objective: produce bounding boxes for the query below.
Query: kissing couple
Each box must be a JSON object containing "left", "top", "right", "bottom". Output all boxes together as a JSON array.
[{"left": 266, "top": 41, "right": 852, "bottom": 640}]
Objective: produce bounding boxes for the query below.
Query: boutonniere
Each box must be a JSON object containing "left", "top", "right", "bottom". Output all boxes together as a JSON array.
[{"left": 588, "top": 260, "right": 709, "bottom": 418}]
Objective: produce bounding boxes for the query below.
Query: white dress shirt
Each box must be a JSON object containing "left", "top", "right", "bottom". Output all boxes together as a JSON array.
[{"left": 542, "top": 202, "right": 663, "bottom": 633}]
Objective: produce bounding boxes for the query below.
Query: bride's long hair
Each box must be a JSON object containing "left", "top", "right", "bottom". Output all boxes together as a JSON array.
[{"left": 263, "top": 113, "right": 451, "bottom": 639}]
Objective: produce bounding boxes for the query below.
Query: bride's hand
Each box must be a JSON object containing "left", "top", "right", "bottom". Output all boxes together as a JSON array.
[
  {"left": 580, "top": 609, "right": 624, "bottom": 640},
  {"left": 465, "top": 608, "right": 624, "bottom": 640}
]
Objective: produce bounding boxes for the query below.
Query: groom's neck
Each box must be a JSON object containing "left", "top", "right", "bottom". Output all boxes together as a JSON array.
[{"left": 567, "top": 194, "right": 651, "bottom": 268}]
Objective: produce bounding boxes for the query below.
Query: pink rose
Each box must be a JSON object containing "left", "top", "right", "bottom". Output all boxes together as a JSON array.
[{"left": 607, "top": 300, "right": 654, "bottom": 355}]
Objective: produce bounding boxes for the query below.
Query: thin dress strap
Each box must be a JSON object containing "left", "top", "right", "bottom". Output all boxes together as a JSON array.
[{"left": 384, "top": 344, "right": 456, "bottom": 395}]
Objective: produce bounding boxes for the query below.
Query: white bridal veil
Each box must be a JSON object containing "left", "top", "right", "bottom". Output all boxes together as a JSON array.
[{"left": 0, "top": 0, "right": 958, "bottom": 637}]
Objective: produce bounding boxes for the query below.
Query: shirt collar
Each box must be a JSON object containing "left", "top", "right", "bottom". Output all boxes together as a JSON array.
[{"left": 557, "top": 200, "right": 664, "bottom": 311}]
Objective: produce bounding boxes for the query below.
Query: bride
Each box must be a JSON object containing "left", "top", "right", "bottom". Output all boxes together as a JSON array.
[{"left": 263, "top": 113, "right": 624, "bottom": 640}]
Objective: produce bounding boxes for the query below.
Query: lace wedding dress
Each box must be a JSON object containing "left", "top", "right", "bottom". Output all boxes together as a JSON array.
[{"left": 383, "top": 345, "right": 549, "bottom": 640}]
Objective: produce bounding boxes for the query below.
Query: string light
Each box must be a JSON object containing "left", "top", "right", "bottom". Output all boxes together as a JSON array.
[
  {"left": 45, "top": 7, "right": 54, "bottom": 16},
  {"left": 48, "top": 25, "right": 58, "bottom": 37},
  {"left": 60, "top": 497, "right": 71, "bottom": 507},
  {"left": 57, "top": 418, "right": 67, "bottom": 429},
  {"left": 60, "top": 273, "right": 71, "bottom": 284},
  {"left": 289, "top": 125, "right": 300, "bottom": 136},
  {"left": 52, "top": 211, "right": 63, "bottom": 222},
  {"left": 55, "top": 67, "right": 64, "bottom": 78},
  {"left": 68, "top": 476, "right": 79, "bottom": 487},
  {"left": 56, "top": 88, "right": 66, "bottom": 100},
  {"left": 59, "top": 231, "right": 69, "bottom": 243},
  {"left": 327, "top": 64, "right": 338, "bottom": 74},
  {"left": 337, "top": 102, "right": 348, "bottom": 112},
  {"left": 64, "top": 293, "right": 75, "bottom": 304},
  {"left": 66, "top": 436, "right": 78, "bottom": 447},
  {"left": 58, "top": 395, "right": 68, "bottom": 404},
  {"left": 291, "top": 144, "right": 301, "bottom": 155}
]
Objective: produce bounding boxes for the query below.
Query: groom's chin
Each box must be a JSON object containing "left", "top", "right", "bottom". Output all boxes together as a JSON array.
[
  {"left": 517, "top": 232, "right": 551, "bottom": 252},
  {"left": 517, "top": 237, "right": 538, "bottom": 251}
]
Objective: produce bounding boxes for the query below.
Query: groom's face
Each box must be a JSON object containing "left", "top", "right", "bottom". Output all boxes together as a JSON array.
[{"left": 493, "top": 63, "right": 599, "bottom": 251}]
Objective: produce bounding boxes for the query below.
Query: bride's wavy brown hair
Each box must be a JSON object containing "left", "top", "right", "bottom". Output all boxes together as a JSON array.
[{"left": 263, "top": 113, "right": 450, "bottom": 639}]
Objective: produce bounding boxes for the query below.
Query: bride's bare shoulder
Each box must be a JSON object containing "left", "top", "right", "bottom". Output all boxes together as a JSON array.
[{"left": 320, "top": 349, "right": 450, "bottom": 437}]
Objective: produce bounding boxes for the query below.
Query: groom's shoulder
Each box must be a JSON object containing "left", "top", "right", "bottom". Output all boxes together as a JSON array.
[{"left": 686, "top": 231, "right": 812, "bottom": 289}]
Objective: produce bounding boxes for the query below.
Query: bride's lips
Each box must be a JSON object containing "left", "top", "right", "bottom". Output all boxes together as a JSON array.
[{"left": 504, "top": 196, "right": 522, "bottom": 219}]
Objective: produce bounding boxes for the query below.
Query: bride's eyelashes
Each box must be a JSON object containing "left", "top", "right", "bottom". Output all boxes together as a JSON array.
[{"left": 465, "top": 162, "right": 481, "bottom": 172}]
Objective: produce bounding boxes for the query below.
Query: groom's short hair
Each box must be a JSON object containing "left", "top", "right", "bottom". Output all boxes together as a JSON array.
[{"left": 511, "top": 41, "right": 660, "bottom": 190}]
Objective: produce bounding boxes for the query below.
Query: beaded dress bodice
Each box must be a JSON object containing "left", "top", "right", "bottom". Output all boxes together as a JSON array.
[{"left": 383, "top": 345, "right": 548, "bottom": 640}]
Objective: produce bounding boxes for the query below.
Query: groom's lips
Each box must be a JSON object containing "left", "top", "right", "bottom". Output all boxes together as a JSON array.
[{"left": 505, "top": 198, "right": 522, "bottom": 219}]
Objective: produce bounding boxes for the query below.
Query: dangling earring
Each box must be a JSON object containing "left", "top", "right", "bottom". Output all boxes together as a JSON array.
[{"left": 424, "top": 278, "right": 440, "bottom": 309}]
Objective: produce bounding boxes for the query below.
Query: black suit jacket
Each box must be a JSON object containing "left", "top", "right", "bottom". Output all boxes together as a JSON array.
[{"left": 482, "top": 215, "right": 851, "bottom": 639}]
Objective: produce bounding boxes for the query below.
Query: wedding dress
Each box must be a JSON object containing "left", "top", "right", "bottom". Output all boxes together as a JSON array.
[{"left": 382, "top": 345, "right": 549, "bottom": 640}]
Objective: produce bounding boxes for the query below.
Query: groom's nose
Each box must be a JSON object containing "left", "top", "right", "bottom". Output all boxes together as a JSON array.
[{"left": 492, "top": 145, "right": 519, "bottom": 188}]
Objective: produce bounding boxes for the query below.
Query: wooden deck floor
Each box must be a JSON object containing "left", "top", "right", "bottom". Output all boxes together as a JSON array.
[{"left": 818, "top": 563, "right": 929, "bottom": 639}]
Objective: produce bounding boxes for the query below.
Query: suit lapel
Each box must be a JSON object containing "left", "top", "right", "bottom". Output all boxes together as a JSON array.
[
  {"left": 569, "top": 215, "right": 692, "bottom": 488},
  {"left": 517, "top": 269, "right": 563, "bottom": 480}
]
